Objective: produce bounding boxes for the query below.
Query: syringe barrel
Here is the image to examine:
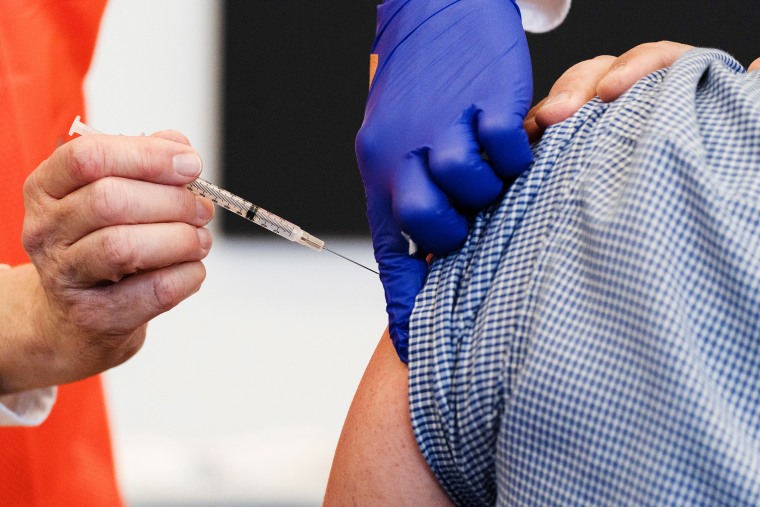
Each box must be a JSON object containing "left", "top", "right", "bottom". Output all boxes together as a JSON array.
[
  {"left": 187, "top": 178, "right": 324, "bottom": 251},
  {"left": 251, "top": 208, "right": 324, "bottom": 251}
]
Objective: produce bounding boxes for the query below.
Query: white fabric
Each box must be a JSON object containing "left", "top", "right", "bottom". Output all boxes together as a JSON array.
[
  {"left": 0, "top": 387, "right": 57, "bottom": 426},
  {"left": 517, "top": 0, "right": 571, "bottom": 32}
]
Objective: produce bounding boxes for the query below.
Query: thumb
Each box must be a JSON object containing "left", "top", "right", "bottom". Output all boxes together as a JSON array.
[
  {"left": 393, "top": 150, "right": 469, "bottom": 255},
  {"left": 377, "top": 250, "right": 428, "bottom": 363},
  {"left": 366, "top": 186, "right": 428, "bottom": 363}
]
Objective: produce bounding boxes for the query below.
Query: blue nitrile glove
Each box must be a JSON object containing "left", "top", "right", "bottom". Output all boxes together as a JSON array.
[{"left": 356, "top": 0, "right": 533, "bottom": 363}]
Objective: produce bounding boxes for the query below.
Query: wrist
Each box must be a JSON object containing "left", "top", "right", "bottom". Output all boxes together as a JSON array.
[{"left": 0, "top": 264, "right": 60, "bottom": 394}]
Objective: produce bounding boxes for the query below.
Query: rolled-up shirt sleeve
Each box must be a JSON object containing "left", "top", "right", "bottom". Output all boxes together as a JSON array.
[
  {"left": 517, "top": 0, "right": 571, "bottom": 32},
  {"left": 409, "top": 49, "right": 760, "bottom": 505},
  {"left": 0, "top": 387, "right": 57, "bottom": 426}
]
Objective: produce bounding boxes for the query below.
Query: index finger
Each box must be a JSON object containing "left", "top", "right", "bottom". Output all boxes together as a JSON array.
[
  {"left": 33, "top": 134, "right": 203, "bottom": 200},
  {"left": 596, "top": 41, "right": 693, "bottom": 102}
]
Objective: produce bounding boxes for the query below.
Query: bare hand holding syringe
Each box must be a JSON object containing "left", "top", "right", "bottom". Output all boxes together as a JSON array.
[{"left": 69, "top": 116, "right": 377, "bottom": 274}]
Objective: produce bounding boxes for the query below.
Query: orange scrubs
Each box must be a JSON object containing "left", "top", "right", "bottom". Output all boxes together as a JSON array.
[{"left": 0, "top": 1, "right": 123, "bottom": 504}]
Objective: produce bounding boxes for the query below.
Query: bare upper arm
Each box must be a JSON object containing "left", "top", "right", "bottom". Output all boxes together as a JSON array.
[{"left": 323, "top": 329, "right": 453, "bottom": 506}]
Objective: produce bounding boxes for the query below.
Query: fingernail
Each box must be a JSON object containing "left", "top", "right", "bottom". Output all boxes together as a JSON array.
[
  {"left": 543, "top": 91, "right": 571, "bottom": 107},
  {"left": 197, "top": 227, "right": 213, "bottom": 252},
  {"left": 195, "top": 197, "right": 213, "bottom": 222},
  {"left": 173, "top": 153, "right": 202, "bottom": 177}
]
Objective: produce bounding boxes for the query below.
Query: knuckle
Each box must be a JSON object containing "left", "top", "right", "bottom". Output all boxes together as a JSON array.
[
  {"left": 591, "top": 54, "right": 616, "bottom": 63},
  {"left": 21, "top": 218, "right": 46, "bottom": 254},
  {"left": 629, "top": 41, "right": 673, "bottom": 58},
  {"left": 355, "top": 124, "right": 378, "bottom": 164},
  {"left": 22, "top": 170, "right": 41, "bottom": 202},
  {"left": 152, "top": 129, "right": 190, "bottom": 145},
  {"left": 557, "top": 55, "right": 616, "bottom": 85},
  {"left": 21, "top": 176, "right": 51, "bottom": 252},
  {"left": 90, "top": 178, "right": 129, "bottom": 223},
  {"left": 429, "top": 143, "right": 469, "bottom": 176},
  {"left": 68, "top": 137, "right": 106, "bottom": 183},
  {"left": 629, "top": 41, "right": 667, "bottom": 61},
  {"left": 626, "top": 41, "right": 691, "bottom": 69},
  {"left": 478, "top": 112, "right": 521, "bottom": 141},
  {"left": 356, "top": 119, "right": 397, "bottom": 171},
  {"left": 151, "top": 273, "right": 183, "bottom": 313},
  {"left": 430, "top": 149, "right": 483, "bottom": 192},
  {"left": 633, "top": 41, "right": 660, "bottom": 53},
  {"left": 561, "top": 60, "right": 593, "bottom": 80},
  {"left": 67, "top": 294, "right": 105, "bottom": 334},
  {"left": 112, "top": 332, "right": 147, "bottom": 363},
  {"left": 101, "top": 227, "right": 140, "bottom": 277},
  {"left": 131, "top": 142, "right": 164, "bottom": 181},
  {"left": 80, "top": 328, "right": 147, "bottom": 373},
  {"left": 174, "top": 223, "right": 203, "bottom": 257},
  {"left": 176, "top": 187, "right": 199, "bottom": 221},
  {"left": 90, "top": 330, "right": 146, "bottom": 367},
  {"left": 21, "top": 220, "right": 67, "bottom": 271},
  {"left": 394, "top": 195, "right": 435, "bottom": 232},
  {"left": 563, "top": 60, "right": 592, "bottom": 78}
]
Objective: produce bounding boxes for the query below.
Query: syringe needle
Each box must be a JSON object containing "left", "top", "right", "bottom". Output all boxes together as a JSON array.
[{"left": 323, "top": 247, "right": 379, "bottom": 275}]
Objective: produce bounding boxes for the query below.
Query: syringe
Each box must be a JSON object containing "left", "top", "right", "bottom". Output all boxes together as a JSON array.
[
  {"left": 186, "top": 178, "right": 324, "bottom": 251},
  {"left": 68, "top": 116, "right": 378, "bottom": 273}
]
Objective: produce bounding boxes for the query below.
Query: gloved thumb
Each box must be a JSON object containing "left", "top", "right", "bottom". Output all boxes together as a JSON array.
[{"left": 377, "top": 249, "right": 428, "bottom": 363}]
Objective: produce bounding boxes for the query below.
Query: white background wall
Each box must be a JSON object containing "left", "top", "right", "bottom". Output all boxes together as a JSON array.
[{"left": 85, "top": 1, "right": 385, "bottom": 504}]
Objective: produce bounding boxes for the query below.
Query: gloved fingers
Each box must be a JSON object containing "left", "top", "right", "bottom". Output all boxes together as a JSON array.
[
  {"left": 392, "top": 150, "right": 469, "bottom": 256},
  {"left": 477, "top": 108, "right": 534, "bottom": 181},
  {"left": 596, "top": 41, "right": 694, "bottom": 102},
  {"left": 427, "top": 108, "right": 505, "bottom": 210}
]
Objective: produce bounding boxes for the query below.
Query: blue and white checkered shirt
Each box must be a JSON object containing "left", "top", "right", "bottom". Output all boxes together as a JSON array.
[{"left": 408, "top": 49, "right": 760, "bottom": 506}]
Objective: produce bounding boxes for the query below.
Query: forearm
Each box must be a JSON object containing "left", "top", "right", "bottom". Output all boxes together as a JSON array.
[{"left": 0, "top": 263, "right": 59, "bottom": 394}]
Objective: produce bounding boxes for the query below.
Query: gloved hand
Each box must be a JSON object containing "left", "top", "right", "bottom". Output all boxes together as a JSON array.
[{"left": 356, "top": 0, "right": 533, "bottom": 362}]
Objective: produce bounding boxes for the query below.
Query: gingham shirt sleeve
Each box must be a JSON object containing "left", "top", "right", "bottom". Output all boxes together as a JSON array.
[{"left": 409, "top": 49, "right": 760, "bottom": 506}]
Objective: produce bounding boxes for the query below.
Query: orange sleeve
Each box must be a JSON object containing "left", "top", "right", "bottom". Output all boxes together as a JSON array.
[{"left": 0, "top": 1, "right": 124, "bottom": 504}]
